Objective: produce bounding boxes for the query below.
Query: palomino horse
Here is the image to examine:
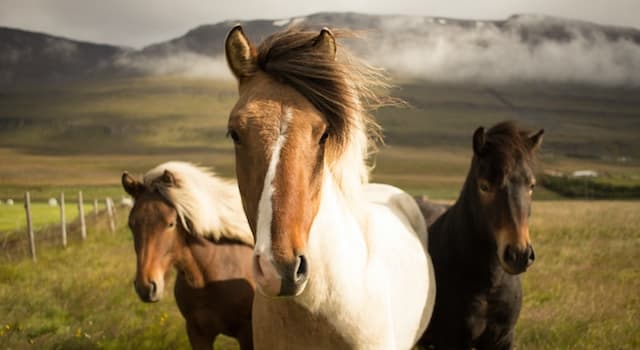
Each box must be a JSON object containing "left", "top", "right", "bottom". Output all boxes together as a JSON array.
[
  {"left": 225, "top": 26, "right": 435, "bottom": 349},
  {"left": 122, "top": 161, "right": 255, "bottom": 350},
  {"left": 418, "top": 122, "right": 544, "bottom": 349}
]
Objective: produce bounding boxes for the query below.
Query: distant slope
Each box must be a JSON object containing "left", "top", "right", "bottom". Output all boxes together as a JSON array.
[{"left": 0, "top": 27, "right": 131, "bottom": 86}]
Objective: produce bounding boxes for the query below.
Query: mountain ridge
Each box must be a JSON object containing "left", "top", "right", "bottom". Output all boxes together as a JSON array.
[{"left": 2, "top": 12, "right": 640, "bottom": 86}]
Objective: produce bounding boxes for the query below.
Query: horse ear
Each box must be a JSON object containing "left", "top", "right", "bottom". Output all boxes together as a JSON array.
[
  {"left": 472, "top": 127, "right": 486, "bottom": 156},
  {"left": 528, "top": 129, "right": 544, "bottom": 151},
  {"left": 161, "top": 170, "right": 177, "bottom": 187},
  {"left": 225, "top": 25, "right": 257, "bottom": 81},
  {"left": 313, "top": 28, "right": 336, "bottom": 60},
  {"left": 122, "top": 172, "right": 143, "bottom": 198}
]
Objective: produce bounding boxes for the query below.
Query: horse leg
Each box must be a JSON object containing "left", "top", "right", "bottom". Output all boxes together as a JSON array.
[
  {"left": 236, "top": 321, "right": 254, "bottom": 350},
  {"left": 475, "top": 329, "right": 515, "bottom": 350},
  {"left": 186, "top": 322, "right": 216, "bottom": 350}
]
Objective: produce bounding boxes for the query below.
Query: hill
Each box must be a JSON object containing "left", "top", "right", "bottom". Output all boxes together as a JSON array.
[
  {"left": 0, "top": 27, "right": 131, "bottom": 86},
  {"left": 0, "top": 13, "right": 638, "bottom": 198},
  {"left": 2, "top": 13, "right": 640, "bottom": 86}
]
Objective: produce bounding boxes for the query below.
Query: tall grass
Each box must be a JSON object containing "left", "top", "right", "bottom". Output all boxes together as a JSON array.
[{"left": 517, "top": 201, "right": 640, "bottom": 349}]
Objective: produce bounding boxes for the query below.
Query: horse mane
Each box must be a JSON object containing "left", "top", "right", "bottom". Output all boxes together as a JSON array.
[
  {"left": 143, "top": 161, "right": 254, "bottom": 246},
  {"left": 482, "top": 121, "right": 538, "bottom": 181},
  {"left": 255, "top": 27, "right": 395, "bottom": 204}
]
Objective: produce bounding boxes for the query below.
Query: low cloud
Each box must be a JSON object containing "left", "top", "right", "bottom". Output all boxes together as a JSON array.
[
  {"left": 113, "top": 15, "right": 640, "bottom": 86},
  {"left": 369, "top": 16, "right": 640, "bottom": 86},
  {"left": 115, "top": 52, "right": 233, "bottom": 80}
]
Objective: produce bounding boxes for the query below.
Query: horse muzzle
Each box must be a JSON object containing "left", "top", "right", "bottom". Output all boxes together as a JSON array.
[
  {"left": 253, "top": 253, "right": 309, "bottom": 297},
  {"left": 134, "top": 278, "right": 164, "bottom": 303},
  {"left": 501, "top": 243, "right": 535, "bottom": 274}
]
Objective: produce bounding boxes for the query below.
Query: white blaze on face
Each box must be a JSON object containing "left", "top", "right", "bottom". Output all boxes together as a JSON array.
[{"left": 255, "top": 108, "right": 293, "bottom": 260}]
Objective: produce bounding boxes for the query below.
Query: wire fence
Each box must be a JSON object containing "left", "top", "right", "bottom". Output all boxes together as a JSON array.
[{"left": 0, "top": 192, "right": 131, "bottom": 262}]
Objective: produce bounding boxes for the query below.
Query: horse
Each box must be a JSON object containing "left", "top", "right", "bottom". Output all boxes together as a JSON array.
[
  {"left": 224, "top": 26, "right": 436, "bottom": 349},
  {"left": 122, "top": 161, "right": 255, "bottom": 350},
  {"left": 418, "top": 122, "right": 544, "bottom": 350},
  {"left": 414, "top": 195, "right": 450, "bottom": 228}
]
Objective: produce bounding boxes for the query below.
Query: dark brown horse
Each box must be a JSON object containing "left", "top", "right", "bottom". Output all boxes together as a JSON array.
[
  {"left": 419, "top": 122, "right": 544, "bottom": 350},
  {"left": 122, "top": 161, "right": 255, "bottom": 350}
]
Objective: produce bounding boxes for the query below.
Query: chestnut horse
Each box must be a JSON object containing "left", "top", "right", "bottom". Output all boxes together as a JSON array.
[
  {"left": 418, "top": 122, "right": 544, "bottom": 349},
  {"left": 225, "top": 26, "right": 435, "bottom": 349},
  {"left": 122, "top": 161, "right": 255, "bottom": 350}
]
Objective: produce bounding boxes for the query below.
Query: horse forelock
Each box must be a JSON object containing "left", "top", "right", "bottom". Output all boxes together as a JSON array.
[
  {"left": 482, "top": 121, "right": 538, "bottom": 183},
  {"left": 253, "top": 27, "right": 393, "bottom": 207},
  {"left": 143, "top": 161, "right": 254, "bottom": 246}
]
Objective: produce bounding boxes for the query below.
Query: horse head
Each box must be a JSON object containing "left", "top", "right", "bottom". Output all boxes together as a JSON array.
[
  {"left": 122, "top": 170, "right": 195, "bottom": 302},
  {"left": 470, "top": 122, "right": 544, "bottom": 274}
]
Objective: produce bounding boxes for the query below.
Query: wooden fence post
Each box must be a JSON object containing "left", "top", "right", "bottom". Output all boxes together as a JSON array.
[
  {"left": 93, "top": 199, "right": 99, "bottom": 220},
  {"left": 60, "top": 192, "right": 67, "bottom": 247},
  {"left": 24, "top": 192, "right": 37, "bottom": 262},
  {"left": 106, "top": 197, "right": 115, "bottom": 233},
  {"left": 110, "top": 197, "right": 118, "bottom": 225},
  {"left": 78, "top": 191, "right": 86, "bottom": 240}
]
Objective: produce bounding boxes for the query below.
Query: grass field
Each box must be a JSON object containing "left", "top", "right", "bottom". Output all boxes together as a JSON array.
[
  {"left": 0, "top": 75, "right": 639, "bottom": 348},
  {"left": 0, "top": 201, "right": 637, "bottom": 349}
]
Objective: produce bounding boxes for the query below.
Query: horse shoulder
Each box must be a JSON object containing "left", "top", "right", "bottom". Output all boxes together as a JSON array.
[
  {"left": 363, "top": 183, "right": 427, "bottom": 246},
  {"left": 362, "top": 183, "right": 436, "bottom": 348}
]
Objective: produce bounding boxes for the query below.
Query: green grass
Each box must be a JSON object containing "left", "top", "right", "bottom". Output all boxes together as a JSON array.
[
  {"left": 0, "top": 75, "right": 639, "bottom": 348},
  {"left": 0, "top": 213, "right": 239, "bottom": 350},
  {"left": 0, "top": 201, "right": 637, "bottom": 349},
  {"left": 517, "top": 201, "right": 640, "bottom": 349}
]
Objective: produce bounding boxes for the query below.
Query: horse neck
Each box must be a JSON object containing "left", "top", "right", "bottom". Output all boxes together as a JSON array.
[
  {"left": 299, "top": 173, "right": 368, "bottom": 310},
  {"left": 444, "top": 168, "right": 497, "bottom": 268},
  {"left": 174, "top": 232, "right": 218, "bottom": 288}
]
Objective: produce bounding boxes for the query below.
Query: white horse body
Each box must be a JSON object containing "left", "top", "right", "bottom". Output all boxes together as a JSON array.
[{"left": 253, "top": 177, "right": 435, "bottom": 349}]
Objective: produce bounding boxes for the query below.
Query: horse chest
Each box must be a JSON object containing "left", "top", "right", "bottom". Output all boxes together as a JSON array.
[
  {"left": 466, "top": 276, "right": 522, "bottom": 344},
  {"left": 252, "top": 293, "right": 354, "bottom": 350}
]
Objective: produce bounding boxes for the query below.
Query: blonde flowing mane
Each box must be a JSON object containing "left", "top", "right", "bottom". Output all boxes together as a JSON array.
[
  {"left": 144, "top": 161, "right": 254, "bottom": 246},
  {"left": 255, "top": 27, "right": 396, "bottom": 204}
]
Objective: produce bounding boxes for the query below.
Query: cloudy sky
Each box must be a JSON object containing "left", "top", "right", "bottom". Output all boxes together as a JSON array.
[{"left": 1, "top": 0, "right": 639, "bottom": 48}]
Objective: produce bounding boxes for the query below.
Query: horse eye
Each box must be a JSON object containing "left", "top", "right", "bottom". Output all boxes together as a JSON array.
[
  {"left": 227, "top": 129, "right": 241, "bottom": 145},
  {"left": 530, "top": 183, "right": 536, "bottom": 190},
  {"left": 479, "top": 183, "right": 490, "bottom": 192},
  {"left": 167, "top": 222, "right": 175, "bottom": 228},
  {"left": 319, "top": 129, "right": 330, "bottom": 145}
]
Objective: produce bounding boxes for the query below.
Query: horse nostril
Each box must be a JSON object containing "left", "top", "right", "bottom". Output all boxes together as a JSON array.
[
  {"left": 504, "top": 245, "right": 517, "bottom": 264},
  {"left": 149, "top": 281, "right": 157, "bottom": 297},
  {"left": 294, "top": 255, "right": 308, "bottom": 282},
  {"left": 527, "top": 245, "right": 536, "bottom": 265}
]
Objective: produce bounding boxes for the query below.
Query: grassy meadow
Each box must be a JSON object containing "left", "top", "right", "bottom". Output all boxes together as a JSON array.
[
  {"left": 0, "top": 76, "right": 639, "bottom": 348},
  {"left": 0, "top": 201, "right": 637, "bottom": 349}
]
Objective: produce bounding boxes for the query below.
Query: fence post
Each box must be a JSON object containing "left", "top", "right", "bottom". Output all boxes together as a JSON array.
[
  {"left": 110, "top": 197, "right": 118, "bottom": 225},
  {"left": 106, "top": 197, "right": 115, "bottom": 233},
  {"left": 78, "top": 191, "right": 86, "bottom": 240},
  {"left": 60, "top": 192, "right": 67, "bottom": 247},
  {"left": 93, "top": 199, "right": 99, "bottom": 220},
  {"left": 24, "top": 192, "right": 37, "bottom": 262}
]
